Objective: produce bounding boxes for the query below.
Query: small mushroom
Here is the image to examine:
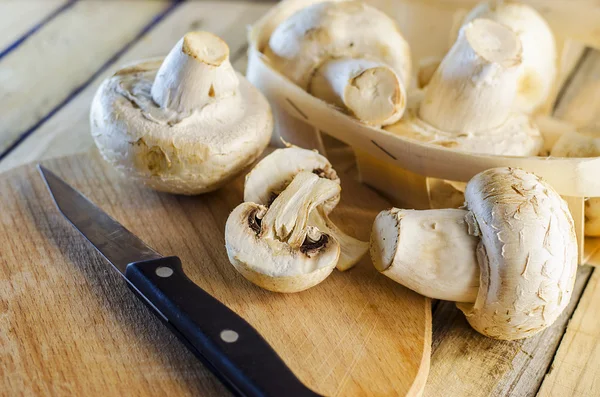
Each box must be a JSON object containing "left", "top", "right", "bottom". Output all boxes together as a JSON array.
[
  {"left": 371, "top": 167, "right": 578, "bottom": 340},
  {"left": 225, "top": 172, "right": 341, "bottom": 293},
  {"left": 91, "top": 31, "right": 272, "bottom": 194},
  {"left": 264, "top": 1, "right": 411, "bottom": 126},
  {"left": 244, "top": 146, "right": 368, "bottom": 271},
  {"left": 551, "top": 130, "right": 600, "bottom": 236},
  {"left": 385, "top": 18, "right": 543, "bottom": 156},
  {"left": 452, "top": 1, "right": 557, "bottom": 114}
]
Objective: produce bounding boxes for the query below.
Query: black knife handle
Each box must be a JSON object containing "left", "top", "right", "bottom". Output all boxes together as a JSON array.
[{"left": 125, "top": 256, "right": 321, "bottom": 397}]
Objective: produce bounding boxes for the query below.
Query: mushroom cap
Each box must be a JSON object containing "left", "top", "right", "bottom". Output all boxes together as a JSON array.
[
  {"left": 384, "top": 110, "right": 543, "bottom": 156},
  {"left": 457, "top": 1, "right": 557, "bottom": 113},
  {"left": 244, "top": 146, "right": 339, "bottom": 212},
  {"left": 459, "top": 167, "right": 577, "bottom": 340},
  {"left": 91, "top": 57, "right": 272, "bottom": 195},
  {"left": 265, "top": 0, "right": 412, "bottom": 89}
]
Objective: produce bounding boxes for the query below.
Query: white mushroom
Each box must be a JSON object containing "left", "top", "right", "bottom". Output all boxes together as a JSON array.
[
  {"left": 90, "top": 31, "right": 272, "bottom": 194},
  {"left": 226, "top": 172, "right": 341, "bottom": 293},
  {"left": 244, "top": 146, "right": 368, "bottom": 271},
  {"left": 264, "top": 1, "right": 411, "bottom": 126},
  {"left": 452, "top": 1, "right": 557, "bottom": 114},
  {"left": 385, "top": 18, "right": 542, "bottom": 156},
  {"left": 551, "top": 130, "right": 600, "bottom": 236},
  {"left": 371, "top": 167, "right": 578, "bottom": 340}
]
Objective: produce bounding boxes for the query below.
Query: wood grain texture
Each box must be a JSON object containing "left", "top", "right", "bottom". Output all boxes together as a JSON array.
[
  {"left": 0, "top": 1, "right": 274, "bottom": 173},
  {"left": 0, "top": 150, "right": 431, "bottom": 396},
  {"left": 424, "top": 266, "right": 593, "bottom": 397},
  {"left": 538, "top": 268, "right": 599, "bottom": 397},
  {"left": 0, "top": 0, "right": 171, "bottom": 155},
  {"left": 0, "top": 0, "right": 67, "bottom": 52}
]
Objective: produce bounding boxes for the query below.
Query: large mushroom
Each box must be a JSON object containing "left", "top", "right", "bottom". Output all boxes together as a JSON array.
[
  {"left": 385, "top": 18, "right": 543, "bottom": 156},
  {"left": 91, "top": 31, "right": 272, "bottom": 194},
  {"left": 244, "top": 146, "right": 368, "bottom": 271},
  {"left": 264, "top": 1, "right": 411, "bottom": 126},
  {"left": 551, "top": 130, "right": 600, "bottom": 236},
  {"left": 370, "top": 167, "right": 578, "bottom": 340},
  {"left": 226, "top": 172, "right": 341, "bottom": 293},
  {"left": 452, "top": 0, "right": 557, "bottom": 114}
]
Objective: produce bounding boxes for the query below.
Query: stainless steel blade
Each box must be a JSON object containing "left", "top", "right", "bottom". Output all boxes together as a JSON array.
[{"left": 38, "top": 165, "right": 162, "bottom": 273}]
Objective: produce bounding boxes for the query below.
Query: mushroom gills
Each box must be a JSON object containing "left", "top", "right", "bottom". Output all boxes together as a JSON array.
[{"left": 226, "top": 172, "right": 342, "bottom": 293}]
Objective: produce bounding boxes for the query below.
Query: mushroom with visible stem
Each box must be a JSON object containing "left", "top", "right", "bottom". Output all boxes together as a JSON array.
[
  {"left": 371, "top": 167, "right": 578, "bottom": 340},
  {"left": 226, "top": 172, "right": 341, "bottom": 293},
  {"left": 451, "top": 0, "right": 557, "bottom": 114},
  {"left": 385, "top": 18, "right": 542, "bottom": 156},
  {"left": 264, "top": 1, "right": 411, "bottom": 126},
  {"left": 551, "top": 129, "right": 600, "bottom": 236},
  {"left": 244, "top": 145, "right": 368, "bottom": 271},
  {"left": 90, "top": 31, "right": 272, "bottom": 194}
]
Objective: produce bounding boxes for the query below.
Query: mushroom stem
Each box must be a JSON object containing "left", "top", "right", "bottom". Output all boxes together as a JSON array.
[
  {"left": 370, "top": 208, "right": 480, "bottom": 302},
  {"left": 151, "top": 31, "right": 239, "bottom": 114},
  {"left": 309, "top": 208, "right": 369, "bottom": 271},
  {"left": 309, "top": 58, "right": 406, "bottom": 126},
  {"left": 261, "top": 172, "right": 340, "bottom": 248},
  {"left": 419, "top": 19, "right": 523, "bottom": 134}
]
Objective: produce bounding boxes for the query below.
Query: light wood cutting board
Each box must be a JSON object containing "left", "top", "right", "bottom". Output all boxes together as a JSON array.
[{"left": 0, "top": 150, "right": 431, "bottom": 396}]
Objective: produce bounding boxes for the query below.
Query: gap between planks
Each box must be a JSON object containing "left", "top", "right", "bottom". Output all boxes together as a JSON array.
[
  {"left": 0, "top": 0, "right": 74, "bottom": 59},
  {"left": 0, "top": 0, "right": 177, "bottom": 161}
]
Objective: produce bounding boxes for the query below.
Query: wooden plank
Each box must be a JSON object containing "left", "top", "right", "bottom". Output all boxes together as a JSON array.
[
  {"left": 0, "top": 0, "right": 68, "bottom": 53},
  {"left": 425, "top": 266, "right": 593, "bottom": 397},
  {"left": 0, "top": 150, "right": 431, "bottom": 396},
  {"left": 537, "top": 268, "right": 599, "bottom": 397},
  {"left": 0, "top": 0, "right": 171, "bottom": 156},
  {"left": 0, "top": 1, "right": 273, "bottom": 173}
]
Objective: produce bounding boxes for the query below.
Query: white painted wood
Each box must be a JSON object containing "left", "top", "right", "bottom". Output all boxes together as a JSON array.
[
  {"left": 0, "top": 0, "right": 171, "bottom": 155},
  {"left": 0, "top": 1, "right": 273, "bottom": 173},
  {"left": 0, "top": 0, "right": 66, "bottom": 52}
]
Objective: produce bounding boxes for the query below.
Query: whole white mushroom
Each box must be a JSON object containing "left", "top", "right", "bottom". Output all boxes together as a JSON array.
[
  {"left": 91, "top": 31, "right": 272, "bottom": 194},
  {"left": 371, "top": 167, "right": 578, "bottom": 340},
  {"left": 452, "top": 0, "right": 557, "bottom": 114},
  {"left": 385, "top": 19, "right": 542, "bottom": 156},
  {"left": 265, "top": 1, "right": 411, "bottom": 126}
]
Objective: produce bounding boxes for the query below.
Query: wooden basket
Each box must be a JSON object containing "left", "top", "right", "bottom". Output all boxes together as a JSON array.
[{"left": 246, "top": 0, "right": 600, "bottom": 265}]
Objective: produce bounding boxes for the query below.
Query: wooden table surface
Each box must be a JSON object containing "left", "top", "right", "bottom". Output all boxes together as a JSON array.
[{"left": 1, "top": 1, "right": 599, "bottom": 396}]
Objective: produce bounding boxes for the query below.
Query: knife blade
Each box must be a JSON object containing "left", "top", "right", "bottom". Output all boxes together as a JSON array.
[{"left": 38, "top": 165, "right": 321, "bottom": 397}]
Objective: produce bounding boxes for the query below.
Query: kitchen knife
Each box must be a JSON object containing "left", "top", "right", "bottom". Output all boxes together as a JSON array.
[{"left": 38, "top": 165, "right": 321, "bottom": 397}]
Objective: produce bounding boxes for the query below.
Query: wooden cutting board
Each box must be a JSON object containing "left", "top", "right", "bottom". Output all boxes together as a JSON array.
[{"left": 0, "top": 149, "right": 431, "bottom": 396}]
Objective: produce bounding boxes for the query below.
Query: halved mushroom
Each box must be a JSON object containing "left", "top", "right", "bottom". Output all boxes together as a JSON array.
[
  {"left": 551, "top": 130, "right": 600, "bottom": 236},
  {"left": 385, "top": 19, "right": 543, "bottom": 156},
  {"left": 371, "top": 167, "right": 578, "bottom": 340},
  {"left": 264, "top": 1, "right": 411, "bottom": 126},
  {"left": 91, "top": 31, "right": 272, "bottom": 194},
  {"left": 226, "top": 172, "right": 341, "bottom": 293},
  {"left": 244, "top": 146, "right": 368, "bottom": 271},
  {"left": 452, "top": 1, "right": 557, "bottom": 114}
]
